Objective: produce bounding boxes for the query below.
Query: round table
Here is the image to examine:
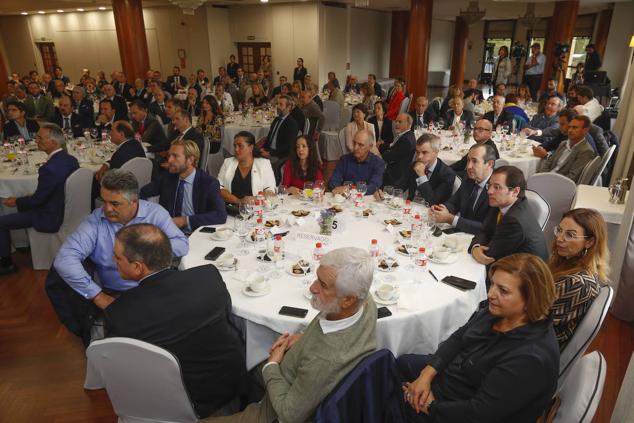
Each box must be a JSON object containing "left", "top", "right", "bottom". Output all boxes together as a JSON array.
[
  {"left": 221, "top": 114, "right": 272, "bottom": 155},
  {"left": 181, "top": 195, "right": 487, "bottom": 369}
]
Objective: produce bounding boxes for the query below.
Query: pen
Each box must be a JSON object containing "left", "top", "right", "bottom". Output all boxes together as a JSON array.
[{"left": 428, "top": 270, "right": 439, "bottom": 282}]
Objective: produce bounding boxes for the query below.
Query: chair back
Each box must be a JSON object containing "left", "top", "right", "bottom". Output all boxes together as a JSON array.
[
  {"left": 340, "top": 107, "right": 352, "bottom": 129},
  {"left": 527, "top": 172, "right": 576, "bottom": 248},
  {"left": 590, "top": 144, "right": 616, "bottom": 186},
  {"left": 323, "top": 100, "right": 341, "bottom": 131},
  {"left": 314, "top": 349, "right": 401, "bottom": 423},
  {"left": 199, "top": 137, "right": 211, "bottom": 171},
  {"left": 85, "top": 337, "right": 198, "bottom": 423},
  {"left": 121, "top": 157, "right": 153, "bottom": 188},
  {"left": 577, "top": 156, "right": 601, "bottom": 185},
  {"left": 611, "top": 352, "right": 634, "bottom": 423},
  {"left": 399, "top": 95, "right": 412, "bottom": 114},
  {"left": 524, "top": 189, "right": 550, "bottom": 231},
  {"left": 337, "top": 128, "right": 347, "bottom": 155},
  {"left": 558, "top": 285, "right": 613, "bottom": 392},
  {"left": 61, "top": 167, "right": 94, "bottom": 236},
  {"left": 494, "top": 158, "right": 510, "bottom": 169},
  {"left": 554, "top": 351, "right": 606, "bottom": 423},
  {"left": 452, "top": 176, "right": 462, "bottom": 195}
]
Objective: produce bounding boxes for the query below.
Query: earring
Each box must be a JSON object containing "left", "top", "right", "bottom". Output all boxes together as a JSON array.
[{"left": 582, "top": 248, "right": 588, "bottom": 257}]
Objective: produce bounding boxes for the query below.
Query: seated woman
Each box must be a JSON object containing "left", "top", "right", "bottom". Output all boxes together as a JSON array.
[
  {"left": 503, "top": 93, "right": 529, "bottom": 125},
  {"left": 291, "top": 80, "right": 303, "bottom": 97},
  {"left": 344, "top": 103, "right": 376, "bottom": 153},
  {"left": 571, "top": 63, "right": 585, "bottom": 87},
  {"left": 549, "top": 208, "right": 607, "bottom": 350},
  {"left": 444, "top": 96, "right": 474, "bottom": 130},
  {"left": 247, "top": 83, "right": 268, "bottom": 108},
  {"left": 281, "top": 135, "right": 324, "bottom": 194},
  {"left": 196, "top": 95, "right": 224, "bottom": 140},
  {"left": 395, "top": 253, "right": 559, "bottom": 423},
  {"left": 387, "top": 79, "right": 406, "bottom": 120},
  {"left": 360, "top": 82, "right": 380, "bottom": 113},
  {"left": 516, "top": 84, "right": 532, "bottom": 107},
  {"left": 217, "top": 131, "right": 276, "bottom": 204},
  {"left": 368, "top": 100, "right": 393, "bottom": 147}
]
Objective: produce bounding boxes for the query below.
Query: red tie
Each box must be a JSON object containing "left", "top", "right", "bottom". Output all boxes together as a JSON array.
[{"left": 139, "top": 121, "right": 145, "bottom": 135}]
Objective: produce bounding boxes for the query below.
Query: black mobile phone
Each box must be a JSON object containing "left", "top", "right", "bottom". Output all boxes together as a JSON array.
[
  {"left": 442, "top": 227, "right": 458, "bottom": 235},
  {"left": 204, "top": 246, "right": 226, "bottom": 261},
  {"left": 441, "top": 276, "right": 477, "bottom": 291},
  {"left": 199, "top": 227, "right": 216, "bottom": 233},
  {"left": 377, "top": 306, "right": 392, "bottom": 319},
  {"left": 279, "top": 306, "right": 308, "bottom": 318}
]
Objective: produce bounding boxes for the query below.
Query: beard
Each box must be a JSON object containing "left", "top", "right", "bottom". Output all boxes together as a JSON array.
[{"left": 310, "top": 295, "right": 341, "bottom": 315}]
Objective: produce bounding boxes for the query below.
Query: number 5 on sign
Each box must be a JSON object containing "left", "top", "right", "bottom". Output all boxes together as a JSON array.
[{"left": 332, "top": 218, "right": 346, "bottom": 234}]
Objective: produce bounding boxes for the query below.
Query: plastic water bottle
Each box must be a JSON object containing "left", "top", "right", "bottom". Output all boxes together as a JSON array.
[
  {"left": 411, "top": 214, "right": 422, "bottom": 233},
  {"left": 256, "top": 191, "right": 266, "bottom": 209},
  {"left": 254, "top": 199, "right": 263, "bottom": 218},
  {"left": 313, "top": 242, "right": 324, "bottom": 261},
  {"left": 255, "top": 218, "right": 266, "bottom": 243},
  {"left": 101, "top": 130, "right": 108, "bottom": 143},
  {"left": 415, "top": 247, "right": 428, "bottom": 268},
  {"left": 368, "top": 239, "right": 379, "bottom": 258},
  {"left": 403, "top": 200, "right": 412, "bottom": 216},
  {"left": 273, "top": 235, "right": 284, "bottom": 262}
]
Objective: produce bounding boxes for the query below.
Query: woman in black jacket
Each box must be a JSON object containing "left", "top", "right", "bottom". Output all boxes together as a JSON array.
[
  {"left": 368, "top": 100, "right": 393, "bottom": 147},
  {"left": 396, "top": 253, "right": 560, "bottom": 423}
]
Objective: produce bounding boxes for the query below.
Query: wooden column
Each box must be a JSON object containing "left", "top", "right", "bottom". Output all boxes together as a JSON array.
[
  {"left": 389, "top": 11, "right": 409, "bottom": 78},
  {"left": 593, "top": 8, "right": 613, "bottom": 59},
  {"left": 0, "top": 48, "right": 9, "bottom": 98},
  {"left": 405, "top": 0, "right": 433, "bottom": 100},
  {"left": 449, "top": 17, "right": 469, "bottom": 87},
  {"left": 541, "top": 0, "right": 579, "bottom": 92},
  {"left": 112, "top": 0, "right": 150, "bottom": 82}
]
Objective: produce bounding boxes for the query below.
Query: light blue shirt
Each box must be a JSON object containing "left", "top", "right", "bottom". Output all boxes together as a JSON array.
[
  {"left": 54, "top": 200, "right": 189, "bottom": 299},
  {"left": 16, "top": 121, "right": 31, "bottom": 140},
  {"left": 525, "top": 53, "right": 545, "bottom": 75},
  {"left": 180, "top": 169, "right": 196, "bottom": 232}
]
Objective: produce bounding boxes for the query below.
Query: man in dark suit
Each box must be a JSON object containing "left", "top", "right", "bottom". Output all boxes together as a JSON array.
[
  {"left": 483, "top": 95, "right": 514, "bottom": 129},
  {"left": 379, "top": 113, "right": 416, "bottom": 187},
  {"left": 431, "top": 143, "right": 496, "bottom": 235},
  {"left": 409, "top": 96, "right": 436, "bottom": 129},
  {"left": 368, "top": 73, "right": 383, "bottom": 98},
  {"left": 2, "top": 101, "right": 39, "bottom": 141},
  {"left": 24, "top": 81, "right": 55, "bottom": 120},
  {"left": 140, "top": 140, "right": 227, "bottom": 233},
  {"left": 469, "top": 165, "right": 548, "bottom": 266},
  {"left": 307, "top": 83, "right": 323, "bottom": 111},
  {"left": 101, "top": 84, "right": 129, "bottom": 121},
  {"left": 450, "top": 118, "right": 499, "bottom": 174},
  {"left": 94, "top": 99, "right": 117, "bottom": 134},
  {"left": 105, "top": 223, "right": 245, "bottom": 418},
  {"left": 260, "top": 95, "right": 299, "bottom": 163},
  {"left": 401, "top": 133, "right": 456, "bottom": 204},
  {"left": 166, "top": 66, "right": 187, "bottom": 96},
  {"left": 0, "top": 123, "right": 79, "bottom": 274},
  {"left": 271, "top": 75, "right": 288, "bottom": 98},
  {"left": 112, "top": 72, "right": 132, "bottom": 100},
  {"left": 149, "top": 110, "right": 205, "bottom": 169},
  {"left": 130, "top": 100, "right": 167, "bottom": 149},
  {"left": 444, "top": 96, "right": 474, "bottom": 130},
  {"left": 52, "top": 95, "right": 82, "bottom": 138},
  {"left": 149, "top": 90, "right": 170, "bottom": 124},
  {"left": 71, "top": 86, "right": 95, "bottom": 130}
]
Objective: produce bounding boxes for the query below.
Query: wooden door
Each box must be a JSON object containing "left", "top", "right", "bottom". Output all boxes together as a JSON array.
[
  {"left": 236, "top": 42, "right": 271, "bottom": 73},
  {"left": 35, "top": 42, "right": 59, "bottom": 73}
]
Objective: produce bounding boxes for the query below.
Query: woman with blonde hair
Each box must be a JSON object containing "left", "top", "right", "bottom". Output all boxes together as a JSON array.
[{"left": 549, "top": 208, "right": 609, "bottom": 349}]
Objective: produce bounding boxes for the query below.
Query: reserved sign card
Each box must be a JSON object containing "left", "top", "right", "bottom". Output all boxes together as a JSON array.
[{"left": 295, "top": 231, "right": 331, "bottom": 245}]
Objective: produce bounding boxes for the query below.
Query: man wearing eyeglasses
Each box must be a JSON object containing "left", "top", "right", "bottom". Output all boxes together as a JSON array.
[
  {"left": 450, "top": 119, "right": 499, "bottom": 175},
  {"left": 469, "top": 165, "right": 548, "bottom": 267}
]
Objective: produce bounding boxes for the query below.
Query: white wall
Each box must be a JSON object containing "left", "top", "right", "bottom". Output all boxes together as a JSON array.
[
  {"left": 0, "top": 16, "right": 39, "bottom": 76},
  {"left": 206, "top": 6, "right": 235, "bottom": 77},
  {"left": 320, "top": 5, "right": 348, "bottom": 88},
  {"left": 602, "top": 2, "right": 634, "bottom": 91},
  {"left": 349, "top": 8, "right": 391, "bottom": 81},
  {"left": 429, "top": 19, "right": 455, "bottom": 72},
  {"left": 464, "top": 20, "right": 485, "bottom": 81}
]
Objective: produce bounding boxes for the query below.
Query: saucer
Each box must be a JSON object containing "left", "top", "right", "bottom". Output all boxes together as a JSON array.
[
  {"left": 242, "top": 283, "right": 271, "bottom": 297},
  {"left": 373, "top": 291, "right": 398, "bottom": 305},
  {"left": 429, "top": 253, "right": 459, "bottom": 264},
  {"left": 210, "top": 228, "right": 234, "bottom": 241}
]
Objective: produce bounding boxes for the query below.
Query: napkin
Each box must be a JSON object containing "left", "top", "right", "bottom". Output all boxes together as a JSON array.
[
  {"left": 398, "top": 286, "right": 418, "bottom": 311},
  {"left": 233, "top": 270, "right": 262, "bottom": 284}
]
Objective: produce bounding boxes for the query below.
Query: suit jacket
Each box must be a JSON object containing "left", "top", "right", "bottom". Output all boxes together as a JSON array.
[
  {"left": 140, "top": 169, "right": 227, "bottom": 230},
  {"left": 539, "top": 138, "right": 597, "bottom": 183},
  {"left": 470, "top": 196, "right": 549, "bottom": 262},
  {"left": 148, "top": 127, "right": 205, "bottom": 164},
  {"left": 52, "top": 111, "right": 83, "bottom": 138},
  {"left": 16, "top": 150, "right": 79, "bottom": 233},
  {"left": 74, "top": 98, "right": 95, "bottom": 129},
  {"left": 106, "top": 95, "right": 129, "bottom": 121},
  {"left": 444, "top": 176, "right": 494, "bottom": 235},
  {"left": 104, "top": 265, "right": 246, "bottom": 418},
  {"left": 149, "top": 102, "right": 170, "bottom": 124},
  {"left": 108, "top": 139, "right": 146, "bottom": 169},
  {"left": 264, "top": 114, "right": 299, "bottom": 158},
  {"left": 373, "top": 82, "right": 384, "bottom": 98},
  {"left": 450, "top": 139, "right": 500, "bottom": 173},
  {"left": 2, "top": 119, "right": 40, "bottom": 140},
  {"left": 290, "top": 107, "right": 306, "bottom": 134},
  {"left": 380, "top": 130, "right": 416, "bottom": 187},
  {"left": 404, "top": 159, "right": 456, "bottom": 204},
  {"left": 132, "top": 115, "right": 167, "bottom": 148},
  {"left": 301, "top": 101, "right": 325, "bottom": 134},
  {"left": 166, "top": 75, "right": 188, "bottom": 95},
  {"left": 24, "top": 95, "right": 55, "bottom": 120},
  {"left": 483, "top": 110, "right": 515, "bottom": 128},
  {"left": 409, "top": 110, "right": 435, "bottom": 128},
  {"left": 113, "top": 81, "right": 132, "bottom": 99},
  {"left": 444, "top": 110, "right": 475, "bottom": 129},
  {"left": 313, "top": 94, "right": 324, "bottom": 111},
  {"left": 368, "top": 116, "right": 394, "bottom": 145}
]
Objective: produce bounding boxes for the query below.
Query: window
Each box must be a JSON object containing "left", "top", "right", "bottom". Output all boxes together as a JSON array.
[{"left": 236, "top": 42, "right": 271, "bottom": 74}]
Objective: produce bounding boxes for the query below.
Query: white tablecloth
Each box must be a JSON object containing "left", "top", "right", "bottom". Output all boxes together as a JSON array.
[
  {"left": 181, "top": 196, "right": 487, "bottom": 369},
  {"left": 222, "top": 124, "right": 271, "bottom": 155}
]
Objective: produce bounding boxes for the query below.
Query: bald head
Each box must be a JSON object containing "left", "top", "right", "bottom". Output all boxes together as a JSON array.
[
  {"left": 114, "top": 223, "right": 172, "bottom": 279},
  {"left": 492, "top": 95, "right": 505, "bottom": 114},
  {"left": 352, "top": 129, "right": 373, "bottom": 162},
  {"left": 394, "top": 113, "right": 413, "bottom": 133}
]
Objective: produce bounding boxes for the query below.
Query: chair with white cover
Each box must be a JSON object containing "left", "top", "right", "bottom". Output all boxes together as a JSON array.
[
  {"left": 590, "top": 144, "right": 616, "bottom": 186},
  {"left": 337, "top": 128, "right": 347, "bottom": 156},
  {"left": 399, "top": 95, "right": 412, "bottom": 114},
  {"left": 85, "top": 337, "right": 198, "bottom": 423},
  {"left": 577, "top": 156, "right": 601, "bottom": 185},
  {"left": 553, "top": 351, "right": 606, "bottom": 423},
  {"left": 121, "top": 157, "right": 153, "bottom": 188},
  {"left": 527, "top": 173, "right": 577, "bottom": 249},
  {"left": 611, "top": 352, "right": 634, "bottom": 422},
  {"left": 322, "top": 100, "right": 341, "bottom": 132},
  {"left": 524, "top": 189, "right": 550, "bottom": 231},
  {"left": 198, "top": 137, "right": 210, "bottom": 172},
  {"left": 340, "top": 107, "right": 352, "bottom": 129},
  {"left": 452, "top": 176, "right": 462, "bottom": 195},
  {"left": 27, "top": 167, "right": 93, "bottom": 270},
  {"left": 557, "top": 285, "right": 613, "bottom": 392},
  {"left": 494, "top": 158, "right": 510, "bottom": 169}
]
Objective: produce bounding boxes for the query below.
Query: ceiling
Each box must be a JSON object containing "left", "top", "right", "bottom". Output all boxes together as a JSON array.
[{"left": 0, "top": 0, "right": 619, "bottom": 18}]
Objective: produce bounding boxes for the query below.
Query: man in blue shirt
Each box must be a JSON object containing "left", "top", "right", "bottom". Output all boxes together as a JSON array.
[
  {"left": 328, "top": 129, "right": 385, "bottom": 195},
  {"left": 524, "top": 43, "right": 546, "bottom": 101},
  {"left": 47, "top": 169, "right": 188, "bottom": 343},
  {"left": 523, "top": 97, "right": 562, "bottom": 140}
]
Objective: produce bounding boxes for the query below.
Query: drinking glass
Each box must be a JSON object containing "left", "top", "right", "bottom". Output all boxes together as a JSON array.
[
  {"left": 239, "top": 201, "right": 253, "bottom": 221},
  {"left": 277, "top": 185, "right": 287, "bottom": 206},
  {"left": 299, "top": 255, "right": 312, "bottom": 286},
  {"left": 383, "top": 185, "right": 394, "bottom": 204},
  {"left": 234, "top": 219, "right": 250, "bottom": 256},
  {"left": 266, "top": 239, "right": 282, "bottom": 278},
  {"left": 343, "top": 181, "right": 353, "bottom": 198},
  {"left": 356, "top": 181, "right": 368, "bottom": 197},
  {"left": 303, "top": 182, "right": 314, "bottom": 202}
]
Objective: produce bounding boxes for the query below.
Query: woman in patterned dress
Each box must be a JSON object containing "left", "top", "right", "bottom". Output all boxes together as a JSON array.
[{"left": 549, "top": 208, "right": 609, "bottom": 349}]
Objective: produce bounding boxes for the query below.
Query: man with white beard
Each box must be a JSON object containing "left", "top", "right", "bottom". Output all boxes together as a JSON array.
[{"left": 205, "top": 247, "right": 377, "bottom": 423}]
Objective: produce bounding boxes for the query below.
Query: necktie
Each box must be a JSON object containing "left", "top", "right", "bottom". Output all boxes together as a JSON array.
[
  {"left": 419, "top": 115, "right": 424, "bottom": 127},
  {"left": 425, "top": 168, "right": 431, "bottom": 178},
  {"left": 139, "top": 121, "right": 145, "bottom": 135},
  {"left": 64, "top": 117, "right": 70, "bottom": 130},
  {"left": 468, "top": 184, "right": 480, "bottom": 211},
  {"left": 497, "top": 211, "right": 504, "bottom": 224},
  {"left": 160, "top": 104, "right": 165, "bottom": 114},
  {"left": 174, "top": 179, "right": 185, "bottom": 217},
  {"left": 269, "top": 118, "right": 283, "bottom": 150}
]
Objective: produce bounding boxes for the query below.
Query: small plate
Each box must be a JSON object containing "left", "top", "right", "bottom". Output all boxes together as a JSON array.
[
  {"left": 377, "top": 260, "right": 400, "bottom": 272},
  {"left": 216, "top": 257, "right": 237, "bottom": 271},
  {"left": 242, "top": 284, "right": 271, "bottom": 297},
  {"left": 429, "top": 253, "right": 459, "bottom": 264},
  {"left": 383, "top": 219, "right": 402, "bottom": 226},
  {"left": 287, "top": 262, "right": 312, "bottom": 277},
  {"left": 395, "top": 244, "right": 414, "bottom": 256},
  {"left": 210, "top": 228, "right": 234, "bottom": 241},
  {"left": 291, "top": 209, "right": 311, "bottom": 217},
  {"left": 373, "top": 291, "right": 399, "bottom": 305}
]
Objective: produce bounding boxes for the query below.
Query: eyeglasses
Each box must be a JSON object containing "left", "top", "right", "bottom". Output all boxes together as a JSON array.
[{"left": 553, "top": 226, "right": 590, "bottom": 242}]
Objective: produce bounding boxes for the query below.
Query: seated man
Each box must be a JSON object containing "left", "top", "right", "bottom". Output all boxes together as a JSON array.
[
  {"left": 101, "top": 83, "right": 129, "bottom": 121},
  {"left": 130, "top": 99, "right": 168, "bottom": 149},
  {"left": 402, "top": 133, "right": 456, "bottom": 204},
  {"left": 344, "top": 75, "right": 360, "bottom": 94},
  {"left": 469, "top": 166, "right": 548, "bottom": 266},
  {"left": 538, "top": 78, "right": 565, "bottom": 103},
  {"left": 259, "top": 95, "right": 299, "bottom": 165},
  {"left": 140, "top": 140, "right": 227, "bottom": 233},
  {"left": 444, "top": 96, "right": 474, "bottom": 130},
  {"left": 482, "top": 95, "right": 514, "bottom": 129},
  {"left": 94, "top": 99, "right": 117, "bottom": 133},
  {"left": 538, "top": 115, "right": 597, "bottom": 183},
  {"left": 329, "top": 129, "right": 385, "bottom": 196},
  {"left": 431, "top": 143, "right": 495, "bottom": 235},
  {"left": 409, "top": 96, "right": 436, "bottom": 129},
  {"left": 3, "top": 101, "right": 39, "bottom": 141},
  {"left": 379, "top": 113, "right": 416, "bottom": 187},
  {"left": 575, "top": 85, "right": 603, "bottom": 123},
  {"left": 105, "top": 224, "right": 245, "bottom": 418},
  {"left": 24, "top": 81, "right": 55, "bottom": 121},
  {"left": 206, "top": 247, "right": 377, "bottom": 423},
  {"left": 450, "top": 118, "right": 499, "bottom": 174},
  {"left": 149, "top": 109, "right": 204, "bottom": 164},
  {"left": 523, "top": 96, "right": 562, "bottom": 141},
  {"left": 52, "top": 95, "right": 82, "bottom": 138},
  {"left": 532, "top": 109, "right": 574, "bottom": 158},
  {"left": 299, "top": 90, "right": 325, "bottom": 140},
  {"left": 0, "top": 124, "right": 79, "bottom": 275},
  {"left": 71, "top": 86, "right": 95, "bottom": 130},
  {"left": 47, "top": 170, "right": 188, "bottom": 343},
  {"left": 463, "top": 79, "right": 484, "bottom": 104}
]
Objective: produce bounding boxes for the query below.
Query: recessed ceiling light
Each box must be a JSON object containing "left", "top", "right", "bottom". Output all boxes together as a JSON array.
[
  {"left": 21, "top": 11, "right": 28, "bottom": 15},
  {"left": 57, "top": 9, "right": 64, "bottom": 13},
  {"left": 260, "top": 0, "right": 269, "bottom": 2},
  {"left": 77, "top": 8, "right": 85, "bottom": 12},
  {"left": 37, "top": 10, "right": 45, "bottom": 14},
  {"left": 98, "top": 6, "right": 106, "bottom": 10}
]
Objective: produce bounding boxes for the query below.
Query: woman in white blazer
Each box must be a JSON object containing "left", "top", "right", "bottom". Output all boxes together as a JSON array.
[
  {"left": 218, "top": 131, "right": 277, "bottom": 204},
  {"left": 344, "top": 103, "right": 376, "bottom": 153},
  {"left": 493, "top": 46, "right": 512, "bottom": 85}
]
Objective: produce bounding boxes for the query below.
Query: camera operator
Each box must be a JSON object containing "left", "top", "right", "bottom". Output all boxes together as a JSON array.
[{"left": 524, "top": 43, "right": 545, "bottom": 101}]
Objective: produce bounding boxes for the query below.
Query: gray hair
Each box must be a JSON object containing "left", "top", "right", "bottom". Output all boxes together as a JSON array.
[
  {"left": 416, "top": 133, "right": 441, "bottom": 152},
  {"left": 320, "top": 247, "right": 374, "bottom": 300},
  {"left": 100, "top": 169, "right": 139, "bottom": 201},
  {"left": 354, "top": 129, "right": 375, "bottom": 147},
  {"left": 72, "top": 86, "right": 85, "bottom": 97},
  {"left": 39, "top": 123, "right": 66, "bottom": 148},
  {"left": 115, "top": 224, "right": 172, "bottom": 272}
]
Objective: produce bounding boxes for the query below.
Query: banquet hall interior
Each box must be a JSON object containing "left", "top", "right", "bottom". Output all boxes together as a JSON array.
[{"left": 1, "top": 0, "right": 634, "bottom": 421}]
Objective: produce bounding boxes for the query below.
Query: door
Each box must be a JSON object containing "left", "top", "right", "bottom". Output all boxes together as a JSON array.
[
  {"left": 36, "top": 42, "right": 59, "bottom": 73},
  {"left": 236, "top": 42, "right": 271, "bottom": 74}
]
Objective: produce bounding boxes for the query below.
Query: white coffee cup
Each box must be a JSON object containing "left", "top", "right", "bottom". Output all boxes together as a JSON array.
[
  {"left": 215, "top": 227, "right": 233, "bottom": 240},
  {"left": 248, "top": 275, "right": 267, "bottom": 293},
  {"left": 333, "top": 194, "right": 345, "bottom": 204},
  {"left": 377, "top": 284, "right": 396, "bottom": 301},
  {"left": 434, "top": 247, "right": 450, "bottom": 261}
]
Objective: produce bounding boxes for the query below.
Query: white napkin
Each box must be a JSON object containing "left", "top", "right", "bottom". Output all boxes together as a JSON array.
[
  {"left": 233, "top": 270, "right": 262, "bottom": 284},
  {"left": 398, "top": 286, "right": 418, "bottom": 311},
  {"left": 385, "top": 224, "right": 396, "bottom": 234}
]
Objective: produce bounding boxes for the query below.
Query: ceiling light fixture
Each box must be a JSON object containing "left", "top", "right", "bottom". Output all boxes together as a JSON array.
[
  {"left": 38, "top": 11, "right": 45, "bottom": 14},
  {"left": 77, "top": 8, "right": 85, "bottom": 12},
  {"left": 21, "top": 12, "right": 28, "bottom": 15},
  {"left": 98, "top": 6, "right": 106, "bottom": 10},
  {"left": 168, "top": 0, "right": 207, "bottom": 15},
  {"left": 459, "top": 1, "right": 486, "bottom": 25},
  {"left": 57, "top": 9, "right": 64, "bottom": 13},
  {"left": 261, "top": 0, "right": 269, "bottom": 3}
]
